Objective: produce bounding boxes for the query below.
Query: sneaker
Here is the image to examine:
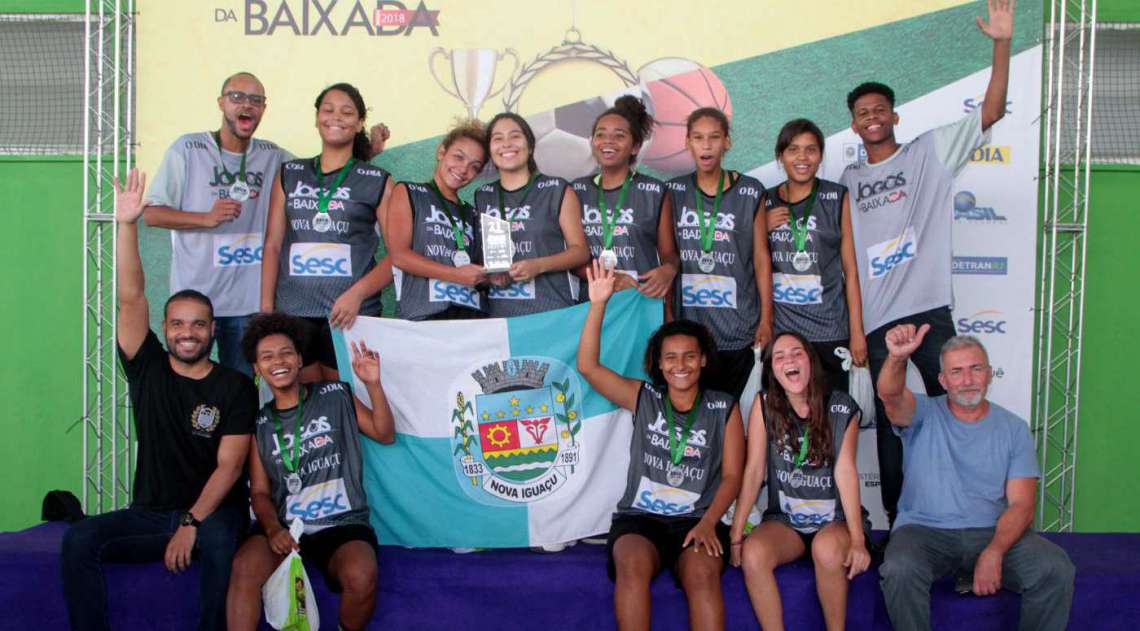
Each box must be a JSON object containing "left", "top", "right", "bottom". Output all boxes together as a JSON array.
[
  {"left": 580, "top": 536, "right": 607, "bottom": 545},
  {"left": 531, "top": 540, "right": 578, "bottom": 553},
  {"left": 450, "top": 547, "right": 482, "bottom": 554}
]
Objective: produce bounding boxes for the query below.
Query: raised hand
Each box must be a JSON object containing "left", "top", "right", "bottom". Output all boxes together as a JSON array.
[
  {"left": 977, "top": 0, "right": 1015, "bottom": 41},
  {"left": 351, "top": 340, "right": 381, "bottom": 386},
  {"left": 370, "top": 122, "right": 391, "bottom": 158},
  {"left": 885, "top": 323, "right": 930, "bottom": 360},
  {"left": 586, "top": 258, "right": 616, "bottom": 304},
  {"left": 113, "top": 169, "right": 147, "bottom": 224}
]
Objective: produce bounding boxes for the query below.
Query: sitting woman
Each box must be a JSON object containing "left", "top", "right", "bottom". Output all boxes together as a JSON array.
[
  {"left": 226, "top": 313, "right": 395, "bottom": 631},
  {"left": 730, "top": 331, "right": 870, "bottom": 631},
  {"left": 577, "top": 259, "right": 744, "bottom": 630}
]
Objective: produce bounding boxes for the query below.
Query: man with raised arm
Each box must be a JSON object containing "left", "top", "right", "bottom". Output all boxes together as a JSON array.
[
  {"left": 143, "top": 71, "right": 289, "bottom": 375},
  {"left": 876, "top": 323, "right": 1074, "bottom": 631},
  {"left": 61, "top": 169, "right": 258, "bottom": 631},
  {"left": 840, "top": 0, "right": 1017, "bottom": 527}
]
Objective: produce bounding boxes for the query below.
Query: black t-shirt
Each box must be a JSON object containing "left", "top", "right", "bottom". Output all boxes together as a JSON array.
[{"left": 119, "top": 331, "right": 257, "bottom": 511}]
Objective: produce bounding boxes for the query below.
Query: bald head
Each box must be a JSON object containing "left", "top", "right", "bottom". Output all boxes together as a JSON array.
[{"left": 220, "top": 71, "right": 263, "bottom": 96}]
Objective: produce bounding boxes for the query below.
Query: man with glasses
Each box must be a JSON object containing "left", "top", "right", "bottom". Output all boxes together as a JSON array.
[{"left": 144, "top": 71, "right": 291, "bottom": 376}]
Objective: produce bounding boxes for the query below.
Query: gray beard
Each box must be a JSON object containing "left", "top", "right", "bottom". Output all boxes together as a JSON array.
[{"left": 948, "top": 390, "right": 985, "bottom": 408}]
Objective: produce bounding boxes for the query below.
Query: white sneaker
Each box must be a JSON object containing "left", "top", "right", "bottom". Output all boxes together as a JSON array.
[
  {"left": 532, "top": 540, "right": 578, "bottom": 553},
  {"left": 579, "top": 536, "right": 607, "bottom": 545},
  {"left": 450, "top": 547, "right": 481, "bottom": 554}
]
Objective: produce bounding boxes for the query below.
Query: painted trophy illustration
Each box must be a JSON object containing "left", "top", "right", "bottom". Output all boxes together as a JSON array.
[{"left": 428, "top": 47, "right": 520, "bottom": 119}]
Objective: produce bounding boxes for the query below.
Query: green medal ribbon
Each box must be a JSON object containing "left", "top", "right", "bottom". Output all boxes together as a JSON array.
[
  {"left": 213, "top": 131, "right": 248, "bottom": 185},
  {"left": 664, "top": 392, "right": 702, "bottom": 465},
  {"left": 786, "top": 179, "right": 819, "bottom": 252},
  {"left": 313, "top": 156, "right": 356, "bottom": 214},
  {"left": 497, "top": 173, "right": 538, "bottom": 222},
  {"left": 427, "top": 180, "right": 470, "bottom": 253},
  {"left": 595, "top": 172, "right": 632, "bottom": 249},
  {"left": 793, "top": 423, "right": 810, "bottom": 469},
  {"left": 270, "top": 387, "right": 306, "bottom": 474},
  {"left": 694, "top": 170, "right": 726, "bottom": 253}
]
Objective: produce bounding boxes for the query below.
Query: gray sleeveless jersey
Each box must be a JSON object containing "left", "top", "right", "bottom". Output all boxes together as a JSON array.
[
  {"left": 668, "top": 172, "right": 765, "bottom": 351},
  {"left": 763, "top": 391, "right": 860, "bottom": 533},
  {"left": 275, "top": 159, "right": 388, "bottom": 318},
  {"left": 145, "top": 132, "right": 287, "bottom": 317},
  {"left": 615, "top": 383, "right": 733, "bottom": 519},
  {"left": 253, "top": 381, "right": 370, "bottom": 535},
  {"left": 572, "top": 172, "right": 666, "bottom": 284},
  {"left": 839, "top": 109, "right": 987, "bottom": 333},
  {"left": 395, "top": 182, "right": 483, "bottom": 320},
  {"left": 765, "top": 179, "right": 850, "bottom": 342},
  {"left": 474, "top": 174, "right": 579, "bottom": 316}
]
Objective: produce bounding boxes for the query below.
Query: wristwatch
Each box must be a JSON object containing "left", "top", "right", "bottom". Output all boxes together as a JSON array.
[{"left": 179, "top": 511, "right": 201, "bottom": 528}]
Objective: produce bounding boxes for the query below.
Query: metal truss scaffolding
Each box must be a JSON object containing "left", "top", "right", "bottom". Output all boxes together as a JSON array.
[
  {"left": 1034, "top": 0, "right": 1097, "bottom": 532},
  {"left": 82, "top": 0, "right": 134, "bottom": 514}
]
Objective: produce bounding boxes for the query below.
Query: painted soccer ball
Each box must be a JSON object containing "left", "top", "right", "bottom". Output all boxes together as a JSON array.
[{"left": 529, "top": 87, "right": 652, "bottom": 181}]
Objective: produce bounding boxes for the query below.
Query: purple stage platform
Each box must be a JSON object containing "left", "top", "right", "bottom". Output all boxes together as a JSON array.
[{"left": 3, "top": 522, "right": 1137, "bottom": 629}]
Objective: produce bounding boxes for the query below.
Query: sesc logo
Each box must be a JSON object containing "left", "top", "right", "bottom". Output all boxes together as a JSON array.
[
  {"left": 855, "top": 171, "right": 907, "bottom": 202},
  {"left": 969, "top": 145, "right": 1012, "bottom": 164},
  {"left": 287, "top": 478, "right": 352, "bottom": 521},
  {"left": 963, "top": 96, "right": 1013, "bottom": 115},
  {"left": 429, "top": 279, "right": 480, "bottom": 309},
  {"left": 681, "top": 274, "right": 737, "bottom": 309},
  {"left": 956, "top": 309, "right": 1008, "bottom": 334},
  {"left": 953, "top": 191, "right": 1006, "bottom": 222},
  {"left": 633, "top": 476, "right": 699, "bottom": 516},
  {"left": 289, "top": 242, "right": 351, "bottom": 277},
  {"left": 867, "top": 227, "right": 917, "bottom": 279},
  {"left": 773, "top": 273, "right": 823, "bottom": 305},
  {"left": 213, "top": 233, "right": 263, "bottom": 267},
  {"left": 488, "top": 279, "right": 535, "bottom": 301}
]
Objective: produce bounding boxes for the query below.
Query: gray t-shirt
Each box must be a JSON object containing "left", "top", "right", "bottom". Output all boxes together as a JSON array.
[
  {"left": 615, "top": 383, "right": 733, "bottom": 519},
  {"left": 275, "top": 158, "right": 389, "bottom": 318},
  {"left": 763, "top": 390, "right": 860, "bottom": 533},
  {"left": 668, "top": 172, "right": 765, "bottom": 351},
  {"left": 840, "top": 109, "right": 989, "bottom": 333},
  {"left": 765, "top": 179, "right": 850, "bottom": 342},
  {"left": 394, "top": 181, "right": 483, "bottom": 320},
  {"left": 572, "top": 172, "right": 666, "bottom": 287},
  {"left": 894, "top": 394, "right": 1039, "bottom": 531},
  {"left": 474, "top": 174, "right": 579, "bottom": 317},
  {"left": 253, "top": 381, "right": 370, "bottom": 535},
  {"left": 145, "top": 132, "right": 289, "bottom": 317}
]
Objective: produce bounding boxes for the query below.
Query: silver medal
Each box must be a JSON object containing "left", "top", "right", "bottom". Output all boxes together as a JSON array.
[
  {"left": 698, "top": 251, "right": 716, "bottom": 273},
  {"left": 792, "top": 250, "right": 812, "bottom": 272},
  {"left": 452, "top": 250, "right": 471, "bottom": 267},
  {"left": 312, "top": 212, "right": 333, "bottom": 233},
  {"left": 599, "top": 249, "right": 618, "bottom": 271},
  {"left": 228, "top": 179, "right": 251, "bottom": 202},
  {"left": 286, "top": 473, "right": 303, "bottom": 495},
  {"left": 667, "top": 462, "right": 686, "bottom": 487}
]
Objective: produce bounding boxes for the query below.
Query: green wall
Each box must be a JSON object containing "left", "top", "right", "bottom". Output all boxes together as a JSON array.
[{"left": 0, "top": 0, "right": 1137, "bottom": 532}]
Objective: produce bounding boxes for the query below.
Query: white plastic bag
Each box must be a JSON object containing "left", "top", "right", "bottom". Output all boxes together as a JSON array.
[
  {"left": 835, "top": 346, "right": 875, "bottom": 429},
  {"left": 263, "top": 519, "right": 319, "bottom": 631}
]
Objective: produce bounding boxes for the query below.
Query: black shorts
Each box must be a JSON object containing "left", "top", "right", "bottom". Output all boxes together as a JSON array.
[
  {"left": 761, "top": 514, "right": 873, "bottom": 560},
  {"left": 299, "top": 317, "right": 337, "bottom": 369},
  {"left": 606, "top": 513, "right": 730, "bottom": 587},
  {"left": 706, "top": 346, "right": 756, "bottom": 401},
  {"left": 250, "top": 522, "right": 378, "bottom": 592}
]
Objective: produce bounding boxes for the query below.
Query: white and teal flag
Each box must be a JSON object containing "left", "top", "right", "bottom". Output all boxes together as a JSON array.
[{"left": 332, "top": 291, "right": 662, "bottom": 548}]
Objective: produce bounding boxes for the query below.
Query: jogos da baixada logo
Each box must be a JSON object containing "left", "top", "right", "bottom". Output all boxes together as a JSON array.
[{"left": 450, "top": 357, "right": 583, "bottom": 504}]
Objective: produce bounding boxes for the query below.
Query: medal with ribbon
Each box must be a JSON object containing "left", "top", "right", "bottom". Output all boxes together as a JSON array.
[
  {"left": 595, "top": 172, "right": 631, "bottom": 271},
  {"left": 694, "top": 170, "right": 725, "bottom": 273},
  {"left": 664, "top": 392, "right": 702, "bottom": 486},
  {"left": 312, "top": 156, "right": 356, "bottom": 233}
]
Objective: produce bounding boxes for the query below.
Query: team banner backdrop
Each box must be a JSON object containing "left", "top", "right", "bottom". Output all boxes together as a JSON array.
[
  {"left": 332, "top": 291, "right": 660, "bottom": 548},
  {"left": 137, "top": 0, "right": 1043, "bottom": 530}
]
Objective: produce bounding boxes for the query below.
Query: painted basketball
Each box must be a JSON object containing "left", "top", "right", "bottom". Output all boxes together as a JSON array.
[{"left": 638, "top": 58, "right": 733, "bottom": 176}]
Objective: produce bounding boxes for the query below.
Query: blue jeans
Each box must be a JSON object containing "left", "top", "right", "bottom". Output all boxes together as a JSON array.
[
  {"left": 60, "top": 503, "right": 247, "bottom": 631},
  {"left": 214, "top": 315, "right": 252, "bottom": 377},
  {"left": 866, "top": 306, "right": 956, "bottom": 526}
]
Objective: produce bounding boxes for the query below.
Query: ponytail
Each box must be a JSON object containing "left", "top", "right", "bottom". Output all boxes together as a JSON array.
[{"left": 352, "top": 130, "right": 371, "bottom": 162}]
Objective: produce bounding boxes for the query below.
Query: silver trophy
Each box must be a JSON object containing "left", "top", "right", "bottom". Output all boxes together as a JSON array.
[
  {"left": 480, "top": 213, "right": 515, "bottom": 273},
  {"left": 429, "top": 47, "right": 519, "bottom": 118}
]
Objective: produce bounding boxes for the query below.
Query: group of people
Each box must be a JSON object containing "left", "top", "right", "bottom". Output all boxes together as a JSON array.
[{"left": 58, "top": 1, "right": 1076, "bottom": 630}]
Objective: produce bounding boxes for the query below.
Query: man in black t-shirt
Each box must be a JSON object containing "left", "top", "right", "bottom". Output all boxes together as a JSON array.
[{"left": 61, "top": 169, "right": 257, "bottom": 631}]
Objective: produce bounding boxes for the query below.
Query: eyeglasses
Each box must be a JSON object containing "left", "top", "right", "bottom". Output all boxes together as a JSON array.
[{"left": 223, "top": 90, "right": 267, "bottom": 107}]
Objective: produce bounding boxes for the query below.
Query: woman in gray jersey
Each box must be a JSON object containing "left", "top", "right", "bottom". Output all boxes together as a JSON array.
[
  {"left": 261, "top": 84, "right": 394, "bottom": 382},
  {"left": 574, "top": 96, "right": 679, "bottom": 306},
  {"left": 226, "top": 313, "right": 395, "bottom": 631},
  {"left": 730, "top": 332, "right": 869, "bottom": 631},
  {"left": 388, "top": 121, "right": 489, "bottom": 321},
  {"left": 475, "top": 112, "right": 590, "bottom": 317},
  {"left": 669, "top": 108, "right": 774, "bottom": 401},
  {"left": 578, "top": 260, "right": 744, "bottom": 630},
  {"left": 764, "top": 119, "right": 867, "bottom": 393}
]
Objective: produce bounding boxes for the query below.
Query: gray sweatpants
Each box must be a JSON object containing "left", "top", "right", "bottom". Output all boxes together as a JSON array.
[{"left": 880, "top": 524, "right": 1075, "bottom": 631}]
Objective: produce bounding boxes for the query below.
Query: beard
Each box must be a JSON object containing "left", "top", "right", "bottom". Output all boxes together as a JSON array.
[
  {"left": 948, "top": 389, "right": 985, "bottom": 408},
  {"left": 167, "top": 335, "right": 213, "bottom": 365}
]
